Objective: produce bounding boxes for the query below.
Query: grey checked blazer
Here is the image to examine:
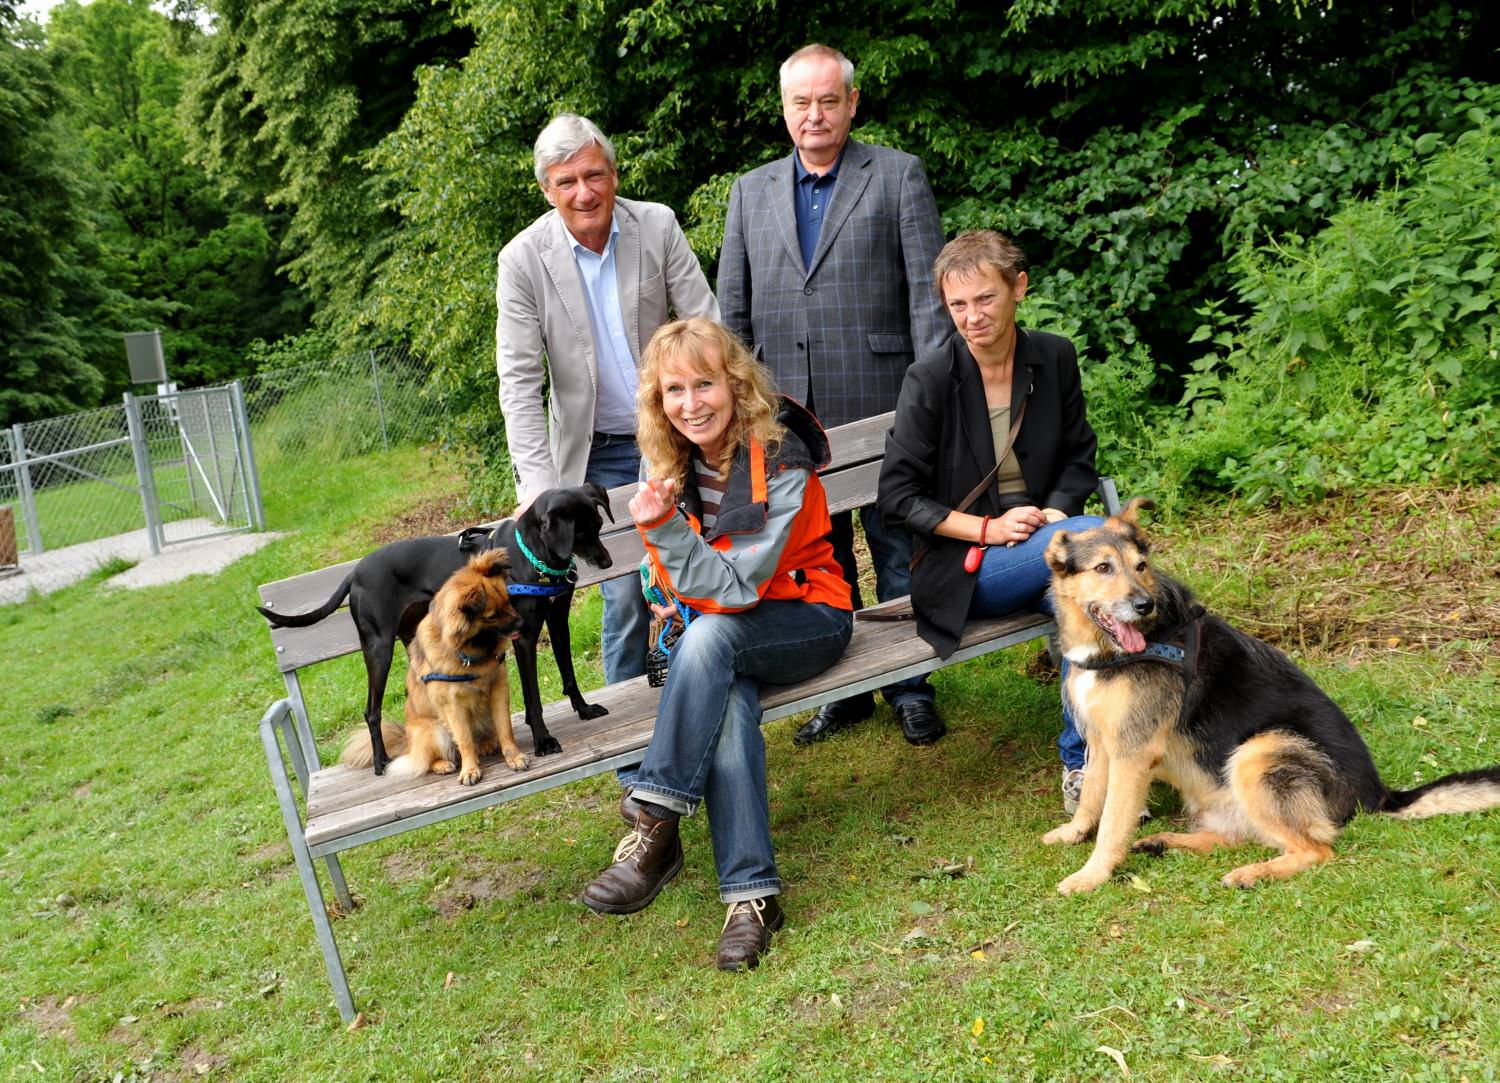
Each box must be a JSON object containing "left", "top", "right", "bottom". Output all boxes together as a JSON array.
[
  {"left": 717, "top": 138, "right": 950, "bottom": 427},
  {"left": 496, "top": 197, "right": 718, "bottom": 502}
]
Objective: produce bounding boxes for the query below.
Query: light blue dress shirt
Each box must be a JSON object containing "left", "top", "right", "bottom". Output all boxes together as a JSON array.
[{"left": 571, "top": 217, "right": 639, "bottom": 435}]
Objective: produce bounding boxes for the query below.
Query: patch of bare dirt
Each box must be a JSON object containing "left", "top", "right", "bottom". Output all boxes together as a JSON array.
[
  {"left": 1156, "top": 486, "right": 1499, "bottom": 667},
  {"left": 433, "top": 865, "right": 547, "bottom": 918},
  {"left": 380, "top": 852, "right": 429, "bottom": 883},
  {"left": 369, "top": 496, "right": 484, "bottom": 546},
  {"left": 16, "top": 994, "right": 79, "bottom": 1040}
]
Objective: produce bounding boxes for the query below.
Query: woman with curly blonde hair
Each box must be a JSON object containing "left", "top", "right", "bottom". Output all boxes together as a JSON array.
[
  {"left": 583, "top": 317, "right": 852, "bottom": 972},
  {"left": 635, "top": 317, "right": 783, "bottom": 485}
]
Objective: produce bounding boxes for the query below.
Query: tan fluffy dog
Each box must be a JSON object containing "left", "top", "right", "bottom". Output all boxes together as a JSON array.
[
  {"left": 1041, "top": 499, "right": 1500, "bottom": 894},
  {"left": 341, "top": 549, "right": 528, "bottom": 783}
]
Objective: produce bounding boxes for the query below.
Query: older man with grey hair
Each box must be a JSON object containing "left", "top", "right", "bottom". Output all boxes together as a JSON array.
[
  {"left": 497, "top": 113, "right": 719, "bottom": 684},
  {"left": 718, "top": 44, "right": 951, "bottom": 747}
]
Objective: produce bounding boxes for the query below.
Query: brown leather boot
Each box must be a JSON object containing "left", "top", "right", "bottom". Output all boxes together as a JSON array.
[
  {"left": 716, "top": 895, "right": 784, "bottom": 971},
  {"left": 582, "top": 810, "right": 683, "bottom": 915}
]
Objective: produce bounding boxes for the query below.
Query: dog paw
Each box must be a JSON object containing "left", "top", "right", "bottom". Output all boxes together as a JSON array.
[
  {"left": 505, "top": 751, "right": 530, "bottom": 772},
  {"left": 1057, "top": 868, "right": 1110, "bottom": 895},
  {"left": 1042, "top": 823, "right": 1090, "bottom": 846},
  {"left": 1221, "top": 866, "right": 1263, "bottom": 890},
  {"left": 458, "top": 765, "right": 483, "bottom": 786},
  {"left": 533, "top": 735, "right": 563, "bottom": 756},
  {"left": 1132, "top": 837, "right": 1167, "bottom": 857},
  {"left": 432, "top": 759, "right": 457, "bottom": 775},
  {"left": 576, "top": 703, "right": 609, "bottom": 721}
]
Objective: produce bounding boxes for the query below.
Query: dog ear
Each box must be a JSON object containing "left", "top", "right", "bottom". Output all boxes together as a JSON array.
[
  {"left": 471, "top": 548, "right": 509, "bottom": 578},
  {"left": 1044, "top": 531, "right": 1076, "bottom": 576},
  {"left": 460, "top": 584, "right": 487, "bottom": 617},
  {"left": 1117, "top": 496, "right": 1155, "bottom": 526},
  {"left": 585, "top": 481, "right": 614, "bottom": 523}
]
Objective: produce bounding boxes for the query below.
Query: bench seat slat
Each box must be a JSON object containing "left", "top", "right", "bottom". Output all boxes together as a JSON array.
[{"left": 301, "top": 608, "right": 1052, "bottom": 853}]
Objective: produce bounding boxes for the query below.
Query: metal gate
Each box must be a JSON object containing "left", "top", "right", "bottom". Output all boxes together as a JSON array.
[{"left": 123, "top": 382, "right": 265, "bottom": 554}]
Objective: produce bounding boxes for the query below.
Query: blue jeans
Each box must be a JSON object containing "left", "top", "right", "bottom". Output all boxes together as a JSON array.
[
  {"left": 584, "top": 435, "right": 651, "bottom": 683},
  {"left": 968, "top": 515, "right": 1103, "bottom": 771},
  {"left": 629, "top": 599, "right": 853, "bottom": 901},
  {"left": 829, "top": 506, "right": 933, "bottom": 708}
]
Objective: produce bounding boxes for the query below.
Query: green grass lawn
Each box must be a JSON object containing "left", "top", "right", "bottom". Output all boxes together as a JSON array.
[{"left": 2, "top": 451, "right": 1496, "bottom": 1082}]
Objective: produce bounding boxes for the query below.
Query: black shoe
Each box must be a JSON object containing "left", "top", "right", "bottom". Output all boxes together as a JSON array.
[
  {"left": 894, "top": 699, "right": 946, "bottom": 746},
  {"left": 793, "top": 694, "right": 876, "bottom": 746}
]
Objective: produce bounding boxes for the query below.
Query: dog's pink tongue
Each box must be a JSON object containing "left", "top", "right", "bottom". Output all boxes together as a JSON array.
[{"left": 1115, "top": 621, "right": 1147, "bottom": 654}]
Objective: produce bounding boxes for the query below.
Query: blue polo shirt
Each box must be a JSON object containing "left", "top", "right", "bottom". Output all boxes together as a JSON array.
[
  {"left": 793, "top": 149, "right": 843, "bottom": 271},
  {"left": 569, "top": 216, "right": 638, "bottom": 436}
]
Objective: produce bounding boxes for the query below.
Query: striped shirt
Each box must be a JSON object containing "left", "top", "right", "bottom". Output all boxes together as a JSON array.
[{"left": 693, "top": 456, "right": 728, "bottom": 533}]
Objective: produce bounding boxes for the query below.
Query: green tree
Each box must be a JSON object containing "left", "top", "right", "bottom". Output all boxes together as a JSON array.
[
  {"left": 183, "top": 0, "right": 472, "bottom": 337},
  {"left": 46, "top": 0, "right": 305, "bottom": 390},
  {"left": 0, "top": 1, "right": 119, "bottom": 425}
]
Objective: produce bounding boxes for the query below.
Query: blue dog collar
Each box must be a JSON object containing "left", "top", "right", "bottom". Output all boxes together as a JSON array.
[
  {"left": 507, "top": 581, "right": 572, "bottom": 597},
  {"left": 420, "top": 672, "right": 480, "bottom": 683}
]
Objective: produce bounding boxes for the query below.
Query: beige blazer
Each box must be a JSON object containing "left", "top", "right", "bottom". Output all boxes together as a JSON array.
[{"left": 496, "top": 196, "right": 718, "bottom": 502}]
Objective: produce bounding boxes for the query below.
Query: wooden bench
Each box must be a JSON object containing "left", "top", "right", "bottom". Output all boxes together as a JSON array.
[{"left": 256, "top": 411, "right": 1120, "bottom": 1021}]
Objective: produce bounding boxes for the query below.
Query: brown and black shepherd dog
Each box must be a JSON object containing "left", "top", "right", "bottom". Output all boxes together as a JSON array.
[
  {"left": 340, "top": 549, "right": 528, "bottom": 784},
  {"left": 1041, "top": 498, "right": 1500, "bottom": 894}
]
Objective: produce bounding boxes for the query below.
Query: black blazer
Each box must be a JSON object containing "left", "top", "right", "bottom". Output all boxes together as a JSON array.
[{"left": 877, "top": 328, "right": 1099, "bottom": 657}]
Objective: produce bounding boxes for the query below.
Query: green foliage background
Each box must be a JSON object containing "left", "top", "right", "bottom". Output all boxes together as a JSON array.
[
  {"left": 362, "top": 0, "right": 1499, "bottom": 506},
  {"left": 5, "top": 0, "right": 1498, "bottom": 505}
]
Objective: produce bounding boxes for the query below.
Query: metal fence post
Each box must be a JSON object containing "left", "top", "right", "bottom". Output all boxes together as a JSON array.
[
  {"left": 368, "top": 348, "right": 390, "bottom": 451},
  {"left": 231, "top": 380, "right": 266, "bottom": 531},
  {"left": 9, "top": 424, "right": 44, "bottom": 555},
  {"left": 122, "top": 392, "right": 163, "bottom": 556}
]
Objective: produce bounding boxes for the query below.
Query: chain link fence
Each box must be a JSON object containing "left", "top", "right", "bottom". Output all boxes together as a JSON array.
[
  {"left": 1, "top": 345, "right": 443, "bottom": 596},
  {"left": 240, "top": 345, "right": 438, "bottom": 470}
]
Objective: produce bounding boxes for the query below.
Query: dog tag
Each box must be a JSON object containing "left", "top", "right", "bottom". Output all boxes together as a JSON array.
[{"left": 963, "top": 545, "right": 986, "bottom": 574}]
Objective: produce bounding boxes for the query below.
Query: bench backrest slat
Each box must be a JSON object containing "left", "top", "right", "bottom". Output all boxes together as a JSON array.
[{"left": 260, "top": 412, "right": 896, "bottom": 674}]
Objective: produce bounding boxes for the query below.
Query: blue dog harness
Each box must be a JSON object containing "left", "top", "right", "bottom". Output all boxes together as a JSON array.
[
  {"left": 1069, "top": 606, "right": 1207, "bottom": 723},
  {"left": 420, "top": 648, "right": 498, "bottom": 683}
]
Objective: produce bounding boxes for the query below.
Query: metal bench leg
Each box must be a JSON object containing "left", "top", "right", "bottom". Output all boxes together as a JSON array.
[
  {"left": 259, "top": 701, "right": 357, "bottom": 1023},
  {"left": 282, "top": 671, "right": 323, "bottom": 775}
]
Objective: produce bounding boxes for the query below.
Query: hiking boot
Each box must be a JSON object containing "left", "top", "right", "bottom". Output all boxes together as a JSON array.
[
  {"left": 716, "top": 895, "right": 784, "bottom": 971},
  {"left": 582, "top": 810, "right": 683, "bottom": 915}
]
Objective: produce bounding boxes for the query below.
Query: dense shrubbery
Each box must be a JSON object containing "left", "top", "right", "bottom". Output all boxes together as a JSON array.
[{"left": 1148, "top": 111, "right": 1500, "bottom": 505}]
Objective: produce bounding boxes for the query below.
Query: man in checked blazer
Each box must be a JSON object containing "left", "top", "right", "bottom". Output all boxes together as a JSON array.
[
  {"left": 717, "top": 44, "right": 951, "bottom": 746},
  {"left": 497, "top": 114, "right": 719, "bottom": 683}
]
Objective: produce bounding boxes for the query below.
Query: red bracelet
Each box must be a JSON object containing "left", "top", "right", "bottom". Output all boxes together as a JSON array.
[{"left": 964, "top": 516, "right": 991, "bottom": 574}]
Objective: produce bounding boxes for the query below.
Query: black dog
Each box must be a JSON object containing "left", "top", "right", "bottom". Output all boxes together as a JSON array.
[{"left": 258, "top": 484, "right": 615, "bottom": 774}]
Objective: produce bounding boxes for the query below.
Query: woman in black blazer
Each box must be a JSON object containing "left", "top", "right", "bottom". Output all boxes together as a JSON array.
[{"left": 878, "top": 231, "right": 1102, "bottom": 810}]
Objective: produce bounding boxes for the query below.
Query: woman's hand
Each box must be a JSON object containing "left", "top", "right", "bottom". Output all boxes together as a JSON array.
[
  {"left": 1042, "top": 507, "right": 1067, "bottom": 525},
  {"left": 648, "top": 600, "right": 679, "bottom": 623},
  {"left": 994, "top": 505, "right": 1047, "bottom": 545},
  {"left": 629, "top": 477, "right": 677, "bottom": 525}
]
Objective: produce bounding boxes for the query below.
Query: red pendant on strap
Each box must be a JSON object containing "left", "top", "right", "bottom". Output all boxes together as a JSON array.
[{"left": 964, "top": 515, "right": 991, "bottom": 574}]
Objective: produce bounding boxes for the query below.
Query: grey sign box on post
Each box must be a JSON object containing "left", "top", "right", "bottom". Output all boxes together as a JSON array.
[{"left": 123, "top": 330, "right": 166, "bottom": 384}]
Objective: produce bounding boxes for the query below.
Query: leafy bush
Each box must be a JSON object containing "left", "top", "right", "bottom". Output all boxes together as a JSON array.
[{"left": 1156, "top": 110, "right": 1500, "bottom": 504}]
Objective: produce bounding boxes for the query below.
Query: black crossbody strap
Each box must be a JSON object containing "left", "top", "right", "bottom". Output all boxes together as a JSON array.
[{"left": 908, "top": 397, "right": 1027, "bottom": 573}]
